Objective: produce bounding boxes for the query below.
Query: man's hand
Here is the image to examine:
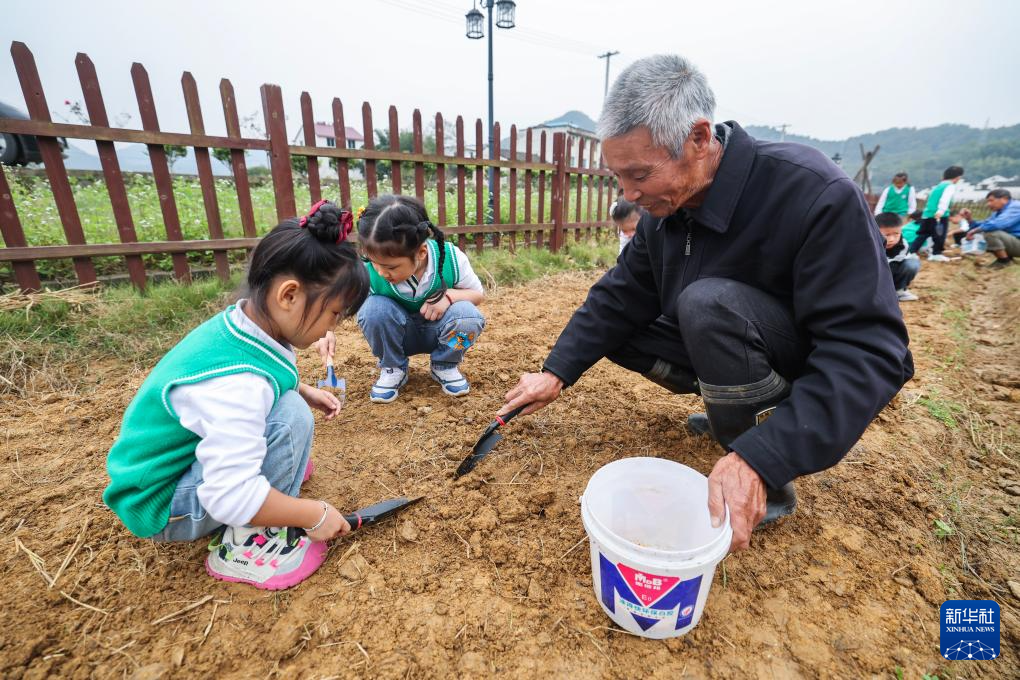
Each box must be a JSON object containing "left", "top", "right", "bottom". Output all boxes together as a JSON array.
[
  {"left": 707, "top": 451, "right": 767, "bottom": 552},
  {"left": 299, "top": 384, "right": 343, "bottom": 420},
  {"left": 420, "top": 296, "right": 452, "bottom": 322},
  {"left": 499, "top": 371, "right": 564, "bottom": 417},
  {"left": 965, "top": 227, "right": 980, "bottom": 241},
  {"left": 314, "top": 331, "right": 336, "bottom": 370}
]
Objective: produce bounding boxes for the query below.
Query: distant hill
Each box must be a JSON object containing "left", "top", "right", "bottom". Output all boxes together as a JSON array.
[
  {"left": 745, "top": 123, "right": 1020, "bottom": 190},
  {"left": 538, "top": 110, "right": 597, "bottom": 133}
]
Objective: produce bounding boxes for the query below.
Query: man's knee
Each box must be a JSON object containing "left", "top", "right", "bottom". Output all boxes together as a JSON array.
[
  {"left": 675, "top": 278, "right": 745, "bottom": 334},
  {"left": 357, "top": 295, "right": 407, "bottom": 330}
]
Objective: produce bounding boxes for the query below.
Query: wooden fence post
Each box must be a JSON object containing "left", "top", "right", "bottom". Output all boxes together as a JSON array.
[
  {"left": 300, "top": 92, "right": 322, "bottom": 204},
  {"left": 0, "top": 166, "right": 42, "bottom": 291},
  {"left": 550, "top": 132, "right": 566, "bottom": 253},
  {"left": 131, "top": 61, "right": 190, "bottom": 282},
  {"left": 12, "top": 42, "right": 97, "bottom": 286},
  {"left": 331, "top": 98, "right": 352, "bottom": 209},
  {"left": 76, "top": 51, "right": 147, "bottom": 290},
  {"left": 219, "top": 78, "right": 258, "bottom": 240},
  {"left": 182, "top": 72, "right": 230, "bottom": 282},
  {"left": 261, "top": 84, "right": 296, "bottom": 221}
]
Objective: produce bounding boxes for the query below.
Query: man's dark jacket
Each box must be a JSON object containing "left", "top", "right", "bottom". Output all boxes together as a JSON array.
[{"left": 543, "top": 121, "right": 914, "bottom": 489}]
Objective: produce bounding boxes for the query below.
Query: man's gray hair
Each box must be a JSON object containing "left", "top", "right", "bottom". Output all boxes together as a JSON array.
[{"left": 598, "top": 54, "right": 716, "bottom": 157}]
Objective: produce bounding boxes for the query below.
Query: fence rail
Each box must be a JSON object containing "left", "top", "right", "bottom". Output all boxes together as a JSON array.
[{"left": 0, "top": 41, "right": 616, "bottom": 292}]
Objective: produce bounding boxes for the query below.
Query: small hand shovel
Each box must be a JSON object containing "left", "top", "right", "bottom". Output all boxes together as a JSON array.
[
  {"left": 343, "top": 496, "right": 423, "bottom": 531},
  {"left": 317, "top": 360, "right": 345, "bottom": 391},
  {"left": 455, "top": 404, "right": 529, "bottom": 478}
]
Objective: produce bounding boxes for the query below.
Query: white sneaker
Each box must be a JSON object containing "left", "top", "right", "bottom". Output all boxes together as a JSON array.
[
  {"left": 370, "top": 367, "right": 407, "bottom": 403},
  {"left": 928, "top": 254, "right": 950, "bottom": 262},
  {"left": 896, "top": 289, "right": 918, "bottom": 302},
  {"left": 430, "top": 364, "right": 470, "bottom": 397},
  {"left": 205, "top": 526, "right": 327, "bottom": 590}
]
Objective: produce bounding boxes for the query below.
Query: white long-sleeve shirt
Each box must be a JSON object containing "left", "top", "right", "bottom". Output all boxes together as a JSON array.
[
  {"left": 393, "top": 244, "right": 483, "bottom": 298},
  {"left": 935, "top": 183, "right": 956, "bottom": 216},
  {"left": 168, "top": 303, "right": 297, "bottom": 527}
]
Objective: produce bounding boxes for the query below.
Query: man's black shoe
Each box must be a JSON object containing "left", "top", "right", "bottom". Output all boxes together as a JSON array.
[{"left": 686, "top": 412, "right": 711, "bottom": 436}]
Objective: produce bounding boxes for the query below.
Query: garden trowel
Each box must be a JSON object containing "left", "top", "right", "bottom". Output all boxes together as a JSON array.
[
  {"left": 343, "top": 496, "right": 423, "bottom": 531},
  {"left": 455, "top": 404, "right": 529, "bottom": 478}
]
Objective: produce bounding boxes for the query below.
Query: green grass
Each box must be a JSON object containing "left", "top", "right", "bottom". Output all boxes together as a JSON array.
[
  {"left": 1, "top": 169, "right": 610, "bottom": 283},
  {"left": 472, "top": 238, "right": 619, "bottom": 287},
  {"left": 0, "top": 238, "right": 618, "bottom": 396},
  {"left": 918, "top": 393, "right": 964, "bottom": 429}
]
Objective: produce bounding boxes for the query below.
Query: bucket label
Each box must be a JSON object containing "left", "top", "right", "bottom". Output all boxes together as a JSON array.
[
  {"left": 617, "top": 564, "right": 680, "bottom": 606},
  {"left": 598, "top": 552, "right": 702, "bottom": 632}
]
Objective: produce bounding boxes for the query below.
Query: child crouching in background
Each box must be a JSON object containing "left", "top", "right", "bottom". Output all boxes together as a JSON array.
[
  {"left": 876, "top": 211, "right": 921, "bottom": 302},
  {"left": 337, "top": 194, "right": 486, "bottom": 403}
]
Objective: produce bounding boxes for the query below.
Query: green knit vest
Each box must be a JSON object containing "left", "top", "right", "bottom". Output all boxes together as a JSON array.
[
  {"left": 103, "top": 306, "right": 299, "bottom": 538},
  {"left": 923, "top": 181, "right": 952, "bottom": 219},
  {"left": 882, "top": 184, "right": 911, "bottom": 216},
  {"left": 365, "top": 239, "right": 461, "bottom": 312}
]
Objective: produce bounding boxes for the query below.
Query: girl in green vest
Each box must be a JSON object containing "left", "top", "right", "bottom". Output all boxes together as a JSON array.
[
  {"left": 104, "top": 201, "right": 370, "bottom": 590},
  {"left": 352, "top": 194, "right": 485, "bottom": 403}
]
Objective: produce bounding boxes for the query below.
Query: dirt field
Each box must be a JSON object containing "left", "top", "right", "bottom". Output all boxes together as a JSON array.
[{"left": 2, "top": 259, "right": 1018, "bottom": 679}]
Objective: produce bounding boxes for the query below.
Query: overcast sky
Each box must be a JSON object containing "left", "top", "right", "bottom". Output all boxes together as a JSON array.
[{"left": 3, "top": 0, "right": 1019, "bottom": 150}]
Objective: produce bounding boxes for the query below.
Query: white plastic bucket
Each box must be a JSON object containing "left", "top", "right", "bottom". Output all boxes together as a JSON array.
[{"left": 580, "top": 457, "right": 731, "bottom": 639}]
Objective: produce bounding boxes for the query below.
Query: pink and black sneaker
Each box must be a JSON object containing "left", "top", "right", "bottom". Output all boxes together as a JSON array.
[{"left": 205, "top": 526, "right": 327, "bottom": 590}]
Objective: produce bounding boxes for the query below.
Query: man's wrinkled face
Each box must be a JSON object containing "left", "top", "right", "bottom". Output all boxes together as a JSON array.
[
  {"left": 987, "top": 195, "right": 1009, "bottom": 212},
  {"left": 602, "top": 126, "right": 702, "bottom": 218}
]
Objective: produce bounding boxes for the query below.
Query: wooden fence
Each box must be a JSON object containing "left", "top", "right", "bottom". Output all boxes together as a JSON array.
[{"left": 0, "top": 41, "right": 616, "bottom": 292}]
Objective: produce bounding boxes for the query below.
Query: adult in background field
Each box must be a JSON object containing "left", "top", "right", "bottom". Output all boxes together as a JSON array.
[
  {"left": 874, "top": 172, "right": 917, "bottom": 218},
  {"left": 964, "top": 189, "right": 1020, "bottom": 269},
  {"left": 499, "top": 55, "right": 914, "bottom": 552}
]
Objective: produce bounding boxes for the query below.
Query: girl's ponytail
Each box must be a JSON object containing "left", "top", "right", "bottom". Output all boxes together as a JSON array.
[
  {"left": 422, "top": 220, "right": 448, "bottom": 304},
  {"left": 301, "top": 199, "right": 355, "bottom": 244}
]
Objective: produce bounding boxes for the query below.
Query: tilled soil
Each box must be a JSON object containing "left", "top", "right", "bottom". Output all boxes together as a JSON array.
[{"left": 1, "top": 260, "right": 1018, "bottom": 679}]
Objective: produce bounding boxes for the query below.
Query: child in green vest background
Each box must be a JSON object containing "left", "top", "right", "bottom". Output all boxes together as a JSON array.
[
  {"left": 103, "top": 200, "right": 370, "bottom": 590},
  {"left": 873, "top": 172, "right": 917, "bottom": 218},
  {"left": 351, "top": 194, "right": 485, "bottom": 403},
  {"left": 909, "top": 165, "right": 964, "bottom": 262}
]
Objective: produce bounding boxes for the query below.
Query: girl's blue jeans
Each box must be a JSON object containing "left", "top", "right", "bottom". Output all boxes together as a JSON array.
[
  {"left": 357, "top": 295, "right": 485, "bottom": 371},
  {"left": 150, "top": 390, "right": 313, "bottom": 543}
]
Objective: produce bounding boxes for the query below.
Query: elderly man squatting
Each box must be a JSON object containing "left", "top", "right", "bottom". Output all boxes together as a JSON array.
[{"left": 499, "top": 55, "right": 914, "bottom": 552}]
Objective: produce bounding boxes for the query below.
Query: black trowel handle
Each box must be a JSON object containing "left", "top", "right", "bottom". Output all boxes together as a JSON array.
[{"left": 492, "top": 404, "right": 527, "bottom": 430}]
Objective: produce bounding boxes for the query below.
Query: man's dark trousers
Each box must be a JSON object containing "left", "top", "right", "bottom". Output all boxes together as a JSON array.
[{"left": 606, "top": 278, "right": 808, "bottom": 393}]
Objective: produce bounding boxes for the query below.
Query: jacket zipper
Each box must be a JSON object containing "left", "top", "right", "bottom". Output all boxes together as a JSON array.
[{"left": 684, "top": 230, "right": 692, "bottom": 256}]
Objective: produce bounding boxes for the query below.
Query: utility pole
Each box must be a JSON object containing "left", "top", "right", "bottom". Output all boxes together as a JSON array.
[
  {"left": 777, "top": 123, "right": 790, "bottom": 142},
  {"left": 597, "top": 50, "right": 619, "bottom": 100}
]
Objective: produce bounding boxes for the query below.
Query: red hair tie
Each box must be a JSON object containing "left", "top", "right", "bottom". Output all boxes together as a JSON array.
[
  {"left": 298, "top": 199, "right": 354, "bottom": 244},
  {"left": 338, "top": 210, "right": 354, "bottom": 244},
  {"left": 298, "top": 199, "right": 328, "bottom": 228}
]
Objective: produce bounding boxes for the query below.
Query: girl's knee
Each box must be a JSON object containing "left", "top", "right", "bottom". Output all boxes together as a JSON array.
[
  {"left": 443, "top": 302, "right": 485, "bottom": 333},
  {"left": 267, "top": 391, "right": 314, "bottom": 445}
]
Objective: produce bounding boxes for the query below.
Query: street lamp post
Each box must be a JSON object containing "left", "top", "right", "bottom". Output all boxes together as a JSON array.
[{"left": 466, "top": 0, "right": 515, "bottom": 223}]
